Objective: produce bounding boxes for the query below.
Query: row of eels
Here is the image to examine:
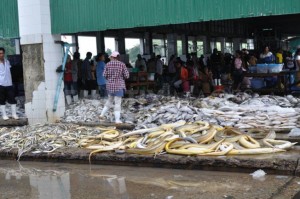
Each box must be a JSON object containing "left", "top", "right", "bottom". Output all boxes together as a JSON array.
[
  {"left": 0, "top": 121, "right": 296, "bottom": 161},
  {"left": 80, "top": 120, "right": 297, "bottom": 162}
]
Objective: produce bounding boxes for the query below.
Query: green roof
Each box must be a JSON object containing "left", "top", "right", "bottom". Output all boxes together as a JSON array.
[
  {"left": 1, "top": 0, "right": 300, "bottom": 38},
  {"left": 0, "top": 0, "right": 19, "bottom": 38},
  {"left": 50, "top": 0, "right": 300, "bottom": 34}
]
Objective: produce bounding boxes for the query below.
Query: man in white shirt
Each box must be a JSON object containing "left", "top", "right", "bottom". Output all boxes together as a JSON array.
[{"left": 0, "top": 47, "right": 18, "bottom": 120}]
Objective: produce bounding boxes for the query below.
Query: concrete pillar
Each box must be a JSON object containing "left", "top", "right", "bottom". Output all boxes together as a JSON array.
[
  {"left": 203, "top": 36, "right": 212, "bottom": 54},
  {"left": 15, "top": 39, "right": 21, "bottom": 54},
  {"left": 166, "top": 33, "right": 177, "bottom": 63},
  {"left": 116, "top": 33, "right": 126, "bottom": 54},
  {"left": 149, "top": 32, "right": 153, "bottom": 55},
  {"left": 139, "top": 38, "right": 144, "bottom": 55},
  {"left": 18, "top": 0, "right": 65, "bottom": 124},
  {"left": 68, "top": 35, "right": 76, "bottom": 54},
  {"left": 96, "top": 31, "right": 105, "bottom": 53},
  {"left": 218, "top": 37, "right": 226, "bottom": 53},
  {"left": 192, "top": 39, "right": 197, "bottom": 53},
  {"left": 182, "top": 35, "right": 188, "bottom": 55},
  {"left": 75, "top": 34, "right": 79, "bottom": 52},
  {"left": 143, "top": 32, "right": 154, "bottom": 55},
  {"left": 143, "top": 33, "right": 150, "bottom": 55},
  {"left": 200, "top": 36, "right": 209, "bottom": 55},
  {"left": 233, "top": 38, "right": 241, "bottom": 51}
]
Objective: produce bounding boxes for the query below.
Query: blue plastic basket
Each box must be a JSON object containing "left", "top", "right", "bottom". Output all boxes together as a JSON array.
[
  {"left": 268, "top": 64, "right": 283, "bottom": 73},
  {"left": 256, "top": 64, "right": 268, "bottom": 73}
]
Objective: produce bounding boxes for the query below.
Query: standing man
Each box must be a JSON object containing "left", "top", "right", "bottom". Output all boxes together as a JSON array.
[
  {"left": 96, "top": 53, "right": 107, "bottom": 97},
  {"left": 100, "top": 51, "right": 129, "bottom": 123},
  {"left": 0, "top": 48, "right": 18, "bottom": 120},
  {"left": 147, "top": 53, "right": 156, "bottom": 73},
  {"left": 210, "top": 48, "right": 224, "bottom": 86},
  {"left": 82, "top": 52, "right": 92, "bottom": 98},
  {"left": 135, "top": 54, "right": 147, "bottom": 72}
]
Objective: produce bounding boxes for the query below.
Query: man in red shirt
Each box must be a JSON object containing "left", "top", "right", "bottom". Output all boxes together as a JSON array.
[{"left": 99, "top": 51, "right": 129, "bottom": 123}]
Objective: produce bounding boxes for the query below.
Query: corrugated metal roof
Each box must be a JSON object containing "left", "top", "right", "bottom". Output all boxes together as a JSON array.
[
  {"left": 50, "top": 0, "right": 300, "bottom": 34},
  {"left": 0, "top": 0, "right": 19, "bottom": 38}
]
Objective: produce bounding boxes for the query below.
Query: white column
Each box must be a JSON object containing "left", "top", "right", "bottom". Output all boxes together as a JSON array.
[
  {"left": 15, "top": 39, "right": 21, "bottom": 54},
  {"left": 18, "top": 0, "right": 65, "bottom": 124}
]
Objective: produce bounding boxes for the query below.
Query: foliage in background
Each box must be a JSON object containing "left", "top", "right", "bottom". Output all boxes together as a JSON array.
[
  {"left": 0, "top": 39, "right": 16, "bottom": 55},
  {"left": 105, "top": 48, "right": 112, "bottom": 56},
  {"left": 126, "top": 45, "right": 140, "bottom": 65}
]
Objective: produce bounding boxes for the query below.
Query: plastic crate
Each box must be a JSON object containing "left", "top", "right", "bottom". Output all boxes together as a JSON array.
[
  {"left": 256, "top": 64, "right": 268, "bottom": 73},
  {"left": 251, "top": 78, "right": 265, "bottom": 89},
  {"left": 268, "top": 64, "right": 283, "bottom": 73}
]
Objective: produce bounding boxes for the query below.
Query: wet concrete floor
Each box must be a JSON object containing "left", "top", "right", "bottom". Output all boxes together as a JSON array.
[{"left": 0, "top": 160, "right": 300, "bottom": 199}]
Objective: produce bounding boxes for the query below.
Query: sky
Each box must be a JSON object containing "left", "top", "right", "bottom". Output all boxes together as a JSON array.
[{"left": 61, "top": 35, "right": 140, "bottom": 57}]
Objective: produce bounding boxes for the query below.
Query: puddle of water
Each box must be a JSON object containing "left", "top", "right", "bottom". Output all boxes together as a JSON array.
[{"left": 0, "top": 160, "right": 296, "bottom": 199}]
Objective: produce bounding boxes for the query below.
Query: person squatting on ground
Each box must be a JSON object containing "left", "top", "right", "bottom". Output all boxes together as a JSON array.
[
  {"left": 0, "top": 47, "right": 19, "bottom": 120},
  {"left": 172, "top": 59, "right": 189, "bottom": 96},
  {"left": 100, "top": 51, "right": 130, "bottom": 123}
]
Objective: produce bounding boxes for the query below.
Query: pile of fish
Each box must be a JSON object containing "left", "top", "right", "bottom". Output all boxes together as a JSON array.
[
  {"left": 0, "top": 123, "right": 116, "bottom": 160},
  {"left": 0, "top": 120, "right": 296, "bottom": 161},
  {"left": 61, "top": 93, "right": 300, "bottom": 130},
  {"left": 62, "top": 97, "right": 151, "bottom": 123},
  {"left": 193, "top": 93, "right": 300, "bottom": 129}
]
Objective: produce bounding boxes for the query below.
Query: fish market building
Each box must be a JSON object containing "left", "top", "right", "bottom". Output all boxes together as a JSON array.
[{"left": 1, "top": 0, "right": 300, "bottom": 124}]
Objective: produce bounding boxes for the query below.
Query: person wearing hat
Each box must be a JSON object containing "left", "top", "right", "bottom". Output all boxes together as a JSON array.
[{"left": 99, "top": 51, "right": 129, "bottom": 123}]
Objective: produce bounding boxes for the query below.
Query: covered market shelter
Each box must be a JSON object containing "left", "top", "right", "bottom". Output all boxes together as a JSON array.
[{"left": 0, "top": 0, "right": 300, "bottom": 124}]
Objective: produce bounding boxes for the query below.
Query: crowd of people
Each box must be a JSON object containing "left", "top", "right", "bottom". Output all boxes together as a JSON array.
[
  {"left": 131, "top": 46, "right": 300, "bottom": 96},
  {"left": 63, "top": 45, "right": 300, "bottom": 104},
  {"left": 63, "top": 51, "right": 109, "bottom": 104},
  {"left": 63, "top": 50, "right": 129, "bottom": 123}
]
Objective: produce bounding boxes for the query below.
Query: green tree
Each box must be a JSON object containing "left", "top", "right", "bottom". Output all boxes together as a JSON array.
[
  {"left": 127, "top": 45, "right": 140, "bottom": 65},
  {"left": 0, "top": 39, "right": 16, "bottom": 55},
  {"left": 105, "top": 48, "right": 112, "bottom": 55}
]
